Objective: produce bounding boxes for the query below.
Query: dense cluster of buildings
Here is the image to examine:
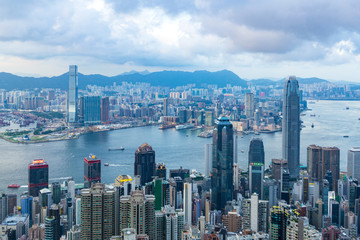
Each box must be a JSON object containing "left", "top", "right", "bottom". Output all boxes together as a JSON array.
[{"left": 1, "top": 69, "right": 360, "bottom": 239}]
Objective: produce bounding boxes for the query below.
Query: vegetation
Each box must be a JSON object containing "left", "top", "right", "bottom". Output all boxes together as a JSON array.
[{"left": 31, "top": 111, "right": 64, "bottom": 119}]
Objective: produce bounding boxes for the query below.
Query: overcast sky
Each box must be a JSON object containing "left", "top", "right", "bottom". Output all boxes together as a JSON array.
[{"left": 0, "top": 0, "right": 360, "bottom": 81}]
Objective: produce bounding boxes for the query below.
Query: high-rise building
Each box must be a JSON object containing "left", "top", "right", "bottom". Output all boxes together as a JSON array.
[
  {"left": 248, "top": 138, "right": 265, "bottom": 199},
  {"left": 83, "top": 96, "right": 101, "bottom": 125},
  {"left": 48, "top": 205, "right": 60, "bottom": 240},
  {"left": 169, "top": 167, "right": 190, "bottom": 180},
  {"left": 270, "top": 207, "right": 288, "bottom": 240},
  {"left": 84, "top": 154, "right": 101, "bottom": 188},
  {"left": 282, "top": 76, "right": 300, "bottom": 179},
  {"left": 211, "top": 116, "right": 234, "bottom": 211},
  {"left": 7, "top": 194, "right": 16, "bottom": 216},
  {"left": 45, "top": 216, "right": 56, "bottom": 240},
  {"left": 245, "top": 93, "right": 254, "bottom": 119},
  {"left": 348, "top": 148, "right": 360, "bottom": 180},
  {"left": 183, "top": 182, "right": 192, "bottom": 226},
  {"left": 222, "top": 211, "right": 242, "bottom": 233},
  {"left": 307, "top": 145, "right": 322, "bottom": 181},
  {"left": 204, "top": 144, "right": 213, "bottom": 177},
  {"left": 322, "top": 147, "right": 340, "bottom": 193},
  {"left": 134, "top": 143, "right": 156, "bottom": 186},
  {"left": 155, "top": 205, "right": 184, "bottom": 240},
  {"left": 242, "top": 193, "right": 269, "bottom": 233},
  {"left": 67, "top": 65, "right": 78, "bottom": 123},
  {"left": 51, "top": 182, "right": 61, "bottom": 205},
  {"left": 163, "top": 98, "right": 168, "bottom": 116},
  {"left": 28, "top": 159, "right": 49, "bottom": 197},
  {"left": 0, "top": 193, "right": 8, "bottom": 223},
  {"left": 119, "top": 190, "right": 155, "bottom": 239},
  {"left": 81, "top": 183, "right": 115, "bottom": 240},
  {"left": 101, "top": 97, "right": 110, "bottom": 122},
  {"left": 155, "top": 163, "right": 166, "bottom": 179}
]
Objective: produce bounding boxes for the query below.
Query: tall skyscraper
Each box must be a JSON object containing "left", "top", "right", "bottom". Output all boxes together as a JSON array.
[
  {"left": 204, "top": 144, "right": 213, "bottom": 177},
  {"left": 84, "top": 154, "right": 101, "bottom": 188},
  {"left": 28, "top": 159, "right": 49, "bottom": 197},
  {"left": 134, "top": 143, "right": 156, "bottom": 186},
  {"left": 81, "top": 183, "right": 115, "bottom": 240},
  {"left": 269, "top": 207, "right": 288, "bottom": 240},
  {"left": 211, "top": 116, "right": 234, "bottom": 211},
  {"left": 45, "top": 216, "right": 56, "bottom": 240},
  {"left": 307, "top": 145, "right": 323, "bottom": 181},
  {"left": 248, "top": 137, "right": 265, "bottom": 199},
  {"left": 183, "top": 182, "right": 192, "bottom": 226},
  {"left": 322, "top": 147, "right": 340, "bottom": 193},
  {"left": 51, "top": 182, "right": 61, "bottom": 205},
  {"left": 67, "top": 65, "right": 78, "bottom": 123},
  {"left": 101, "top": 97, "right": 110, "bottom": 122},
  {"left": 119, "top": 190, "right": 155, "bottom": 239},
  {"left": 348, "top": 148, "right": 360, "bottom": 180},
  {"left": 163, "top": 98, "right": 168, "bottom": 116},
  {"left": 245, "top": 93, "right": 254, "bottom": 118},
  {"left": 83, "top": 96, "right": 101, "bottom": 125},
  {"left": 282, "top": 76, "right": 300, "bottom": 179},
  {"left": 242, "top": 193, "right": 269, "bottom": 233}
]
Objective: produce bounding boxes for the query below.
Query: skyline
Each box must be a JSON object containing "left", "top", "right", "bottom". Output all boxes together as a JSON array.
[{"left": 0, "top": 0, "right": 359, "bottom": 81}]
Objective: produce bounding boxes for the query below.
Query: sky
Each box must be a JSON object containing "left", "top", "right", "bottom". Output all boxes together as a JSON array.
[{"left": 0, "top": 0, "right": 360, "bottom": 81}]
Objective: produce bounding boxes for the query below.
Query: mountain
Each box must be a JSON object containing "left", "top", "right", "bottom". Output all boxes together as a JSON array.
[{"left": 0, "top": 70, "right": 247, "bottom": 90}]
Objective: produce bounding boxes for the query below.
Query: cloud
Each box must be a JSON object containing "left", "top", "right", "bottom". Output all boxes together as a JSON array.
[{"left": 0, "top": 0, "right": 359, "bottom": 80}]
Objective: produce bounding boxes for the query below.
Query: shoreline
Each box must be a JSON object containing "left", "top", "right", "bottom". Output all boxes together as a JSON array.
[{"left": 0, "top": 122, "right": 157, "bottom": 144}]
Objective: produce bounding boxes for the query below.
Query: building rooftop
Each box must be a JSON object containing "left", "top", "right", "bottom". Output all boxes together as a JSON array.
[
  {"left": 2, "top": 214, "right": 29, "bottom": 226},
  {"left": 136, "top": 143, "right": 153, "bottom": 153}
]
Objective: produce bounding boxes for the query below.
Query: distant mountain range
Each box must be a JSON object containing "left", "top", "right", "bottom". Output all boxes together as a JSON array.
[{"left": 0, "top": 70, "right": 352, "bottom": 90}]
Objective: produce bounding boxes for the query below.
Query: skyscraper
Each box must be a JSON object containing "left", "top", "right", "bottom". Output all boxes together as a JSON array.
[
  {"left": 28, "top": 159, "right": 49, "bottom": 197},
  {"left": 307, "top": 145, "right": 323, "bottom": 181},
  {"left": 248, "top": 137, "right": 265, "bottom": 199},
  {"left": 245, "top": 93, "right": 254, "bottom": 118},
  {"left": 282, "top": 76, "right": 300, "bottom": 179},
  {"left": 67, "top": 65, "right": 78, "bottom": 123},
  {"left": 211, "top": 116, "right": 234, "bottom": 211},
  {"left": 83, "top": 96, "right": 101, "bottom": 125},
  {"left": 322, "top": 147, "right": 340, "bottom": 193},
  {"left": 51, "top": 182, "right": 61, "bottom": 205},
  {"left": 101, "top": 97, "right": 110, "bottom": 122},
  {"left": 183, "top": 182, "right": 192, "bottom": 226},
  {"left": 119, "top": 190, "right": 155, "bottom": 239},
  {"left": 348, "top": 148, "right": 360, "bottom": 180},
  {"left": 269, "top": 207, "right": 288, "bottom": 240},
  {"left": 45, "top": 216, "right": 56, "bottom": 240},
  {"left": 134, "top": 143, "right": 156, "bottom": 186},
  {"left": 81, "top": 183, "right": 115, "bottom": 240},
  {"left": 84, "top": 154, "right": 101, "bottom": 188}
]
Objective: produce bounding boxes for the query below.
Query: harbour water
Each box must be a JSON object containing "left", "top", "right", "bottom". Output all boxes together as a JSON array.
[{"left": 0, "top": 100, "right": 360, "bottom": 193}]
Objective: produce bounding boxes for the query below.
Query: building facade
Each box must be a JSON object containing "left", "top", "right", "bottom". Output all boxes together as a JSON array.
[{"left": 282, "top": 76, "right": 300, "bottom": 179}]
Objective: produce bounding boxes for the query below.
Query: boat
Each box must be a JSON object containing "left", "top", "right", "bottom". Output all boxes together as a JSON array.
[
  {"left": 241, "top": 150, "right": 245, "bottom": 153},
  {"left": 197, "top": 131, "right": 213, "bottom": 138},
  {"left": 310, "top": 114, "right": 316, "bottom": 117},
  {"left": 7, "top": 184, "right": 20, "bottom": 188},
  {"left": 343, "top": 136, "right": 349, "bottom": 138},
  {"left": 346, "top": 107, "right": 350, "bottom": 110},
  {"left": 104, "top": 163, "right": 109, "bottom": 166},
  {"left": 311, "top": 123, "right": 314, "bottom": 128},
  {"left": 159, "top": 123, "right": 176, "bottom": 130},
  {"left": 176, "top": 124, "right": 194, "bottom": 130},
  {"left": 108, "top": 146, "right": 125, "bottom": 151}
]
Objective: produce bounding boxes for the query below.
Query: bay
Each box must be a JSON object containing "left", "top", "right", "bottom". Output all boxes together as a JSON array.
[{"left": 1, "top": 100, "right": 359, "bottom": 194}]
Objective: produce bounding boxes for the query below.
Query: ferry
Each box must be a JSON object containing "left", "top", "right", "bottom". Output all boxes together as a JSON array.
[
  {"left": 7, "top": 184, "right": 20, "bottom": 189},
  {"left": 104, "top": 163, "right": 109, "bottom": 166},
  {"left": 108, "top": 146, "right": 125, "bottom": 151},
  {"left": 175, "top": 124, "right": 194, "bottom": 130},
  {"left": 343, "top": 136, "right": 349, "bottom": 138}
]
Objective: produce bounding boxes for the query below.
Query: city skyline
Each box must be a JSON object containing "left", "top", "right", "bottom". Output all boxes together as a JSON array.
[{"left": 0, "top": 1, "right": 360, "bottom": 82}]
